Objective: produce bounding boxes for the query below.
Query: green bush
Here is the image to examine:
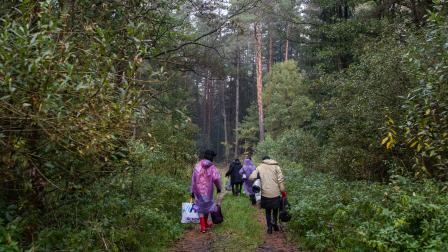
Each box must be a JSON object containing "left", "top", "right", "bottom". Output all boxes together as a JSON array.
[
  {"left": 383, "top": 5, "right": 448, "bottom": 179},
  {"left": 311, "top": 33, "right": 414, "bottom": 179},
  {"left": 32, "top": 172, "right": 188, "bottom": 251},
  {"left": 0, "top": 139, "right": 192, "bottom": 251},
  {"left": 0, "top": 218, "right": 20, "bottom": 252},
  {"left": 286, "top": 166, "right": 448, "bottom": 251},
  {"left": 264, "top": 61, "right": 314, "bottom": 136},
  {"left": 256, "top": 129, "right": 319, "bottom": 168}
]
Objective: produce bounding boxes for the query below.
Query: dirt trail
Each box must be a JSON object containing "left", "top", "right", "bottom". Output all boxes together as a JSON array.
[
  {"left": 169, "top": 164, "right": 229, "bottom": 252},
  {"left": 255, "top": 208, "right": 300, "bottom": 252},
  {"left": 169, "top": 228, "right": 213, "bottom": 252},
  {"left": 171, "top": 206, "right": 301, "bottom": 252},
  {"left": 170, "top": 166, "right": 299, "bottom": 252}
]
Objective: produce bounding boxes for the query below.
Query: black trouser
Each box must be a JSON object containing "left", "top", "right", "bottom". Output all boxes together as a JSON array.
[
  {"left": 265, "top": 208, "right": 279, "bottom": 227},
  {"left": 232, "top": 182, "right": 242, "bottom": 195}
]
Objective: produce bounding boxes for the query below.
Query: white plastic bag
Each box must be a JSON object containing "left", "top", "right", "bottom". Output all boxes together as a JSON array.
[
  {"left": 253, "top": 178, "right": 262, "bottom": 203},
  {"left": 181, "top": 202, "right": 199, "bottom": 224},
  {"left": 225, "top": 180, "right": 232, "bottom": 191},
  {"left": 252, "top": 178, "right": 261, "bottom": 193},
  {"left": 255, "top": 191, "right": 261, "bottom": 202}
]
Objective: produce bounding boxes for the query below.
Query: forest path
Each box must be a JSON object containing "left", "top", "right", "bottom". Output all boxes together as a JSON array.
[
  {"left": 169, "top": 164, "right": 302, "bottom": 252},
  {"left": 255, "top": 210, "right": 300, "bottom": 252}
]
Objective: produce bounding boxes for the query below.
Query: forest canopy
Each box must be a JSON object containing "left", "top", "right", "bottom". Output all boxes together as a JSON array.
[{"left": 1, "top": 0, "right": 447, "bottom": 251}]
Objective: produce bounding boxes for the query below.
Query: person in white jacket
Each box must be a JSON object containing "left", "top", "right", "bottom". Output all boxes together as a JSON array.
[{"left": 249, "top": 156, "right": 287, "bottom": 234}]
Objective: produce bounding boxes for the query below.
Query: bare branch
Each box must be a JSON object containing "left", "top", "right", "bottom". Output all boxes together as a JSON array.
[{"left": 152, "top": 0, "right": 261, "bottom": 58}]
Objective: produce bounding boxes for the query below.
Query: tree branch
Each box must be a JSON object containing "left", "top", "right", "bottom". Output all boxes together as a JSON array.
[{"left": 151, "top": 0, "right": 260, "bottom": 58}]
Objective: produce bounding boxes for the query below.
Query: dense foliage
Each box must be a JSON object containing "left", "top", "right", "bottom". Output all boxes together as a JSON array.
[
  {"left": 286, "top": 165, "right": 448, "bottom": 251},
  {"left": 244, "top": 0, "right": 448, "bottom": 250},
  {"left": 243, "top": 0, "right": 447, "bottom": 181},
  {"left": 384, "top": 6, "right": 448, "bottom": 179},
  {"left": 0, "top": 1, "right": 201, "bottom": 250},
  {"left": 1, "top": 0, "right": 447, "bottom": 251}
]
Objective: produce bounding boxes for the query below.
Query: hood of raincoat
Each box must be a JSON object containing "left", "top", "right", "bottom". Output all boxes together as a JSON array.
[
  {"left": 262, "top": 159, "right": 278, "bottom": 165},
  {"left": 191, "top": 159, "right": 221, "bottom": 214},
  {"left": 193, "top": 159, "right": 214, "bottom": 174},
  {"left": 244, "top": 159, "right": 255, "bottom": 167}
]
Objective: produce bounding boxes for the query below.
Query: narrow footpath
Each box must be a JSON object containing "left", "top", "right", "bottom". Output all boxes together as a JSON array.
[
  {"left": 169, "top": 165, "right": 301, "bottom": 252},
  {"left": 255, "top": 210, "right": 299, "bottom": 252}
]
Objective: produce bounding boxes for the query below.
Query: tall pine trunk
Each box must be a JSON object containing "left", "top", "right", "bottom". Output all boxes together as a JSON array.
[
  {"left": 254, "top": 22, "right": 264, "bottom": 142},
  {"left": 203, "top": 75, "right": 208, "bottom": 146},
  {"left": 284, "top": 24, "right": 289, "bottom": 61},
  {"left": 220, "top": 81, "right": 229, "bottom": 163},
  {"left": 208, "top": 77, "right": 213, "bottom": 147},
  {"left": 268, "top": 24, "right": 273, "bottom": 73},
  {"left": 234, "top": 46, "right": 240, "bottom": 158}
]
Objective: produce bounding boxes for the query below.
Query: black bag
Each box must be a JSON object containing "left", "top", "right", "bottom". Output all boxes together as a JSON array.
[
  {"left": 211, "top": 205, "right": 224, "bottom": 224},
  {"left": 252, "top": 171, "right": 261, "bottom": 193},
  {"left": 279, "top": 197, "right": 291, "bottom": 222}
]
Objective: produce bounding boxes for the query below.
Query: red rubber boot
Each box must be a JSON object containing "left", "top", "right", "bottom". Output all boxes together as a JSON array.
[
  {"left": 199, "top": 217, "right": 206, "bottom": 233},
  {"left": 204, "top": 215, "right": 212, "bottom": 229}
]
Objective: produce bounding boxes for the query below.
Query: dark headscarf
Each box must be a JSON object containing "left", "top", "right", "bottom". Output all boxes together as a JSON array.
[{"left": 203, "top": 150, "right": 217, "bottom": 162}]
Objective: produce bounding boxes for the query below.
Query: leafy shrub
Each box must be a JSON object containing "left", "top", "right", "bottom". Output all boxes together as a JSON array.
[
  {"left": 0, "top": 3, "right": 196, "bottom": 250},
  {"left": 264, "top": 61, "right": 314, "bottom": 136},
  {"left": 32, "top": 168, "right": 189, "bottom": 251},
  {"left": 0, "top": 139, "right": 192, "bottom": 251},
  {"left": 286, "top": 166, "right": 448, "bottom": 251},
  {"left": 0, "top": 218, "right": 20, "bottom": 252},
  {"left": 256, "top": 129, "right": 319, "bottom": 168},
  {"left": 383, "top": 4, "right": 448, "bottom": 179},
  {"left": 237, "top": 103, "right": 260, "bottom": 154},
  {"left": 311, "top": 35, "right": 415, "bottom": 180}
]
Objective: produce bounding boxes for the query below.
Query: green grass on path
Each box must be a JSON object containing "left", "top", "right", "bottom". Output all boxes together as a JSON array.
[{"left": 211, "top": 178, "right": 264, "bottom": 251}]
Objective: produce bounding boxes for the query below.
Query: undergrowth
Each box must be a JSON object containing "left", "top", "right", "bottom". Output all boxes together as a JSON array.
[
  {"left": 285, "top": 164, "right": 448, "bottom": 251},
  {"left": 1, "top": 170, "right": 190, "bottom": 251}
]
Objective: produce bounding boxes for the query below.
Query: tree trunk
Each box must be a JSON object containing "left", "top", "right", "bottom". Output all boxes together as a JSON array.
[
  {"left": 203, "top": 76, "right": 208, "bottom": 144},
  {"left": 284, "top": 24, "right": 289, "bottom": 61},
  {"left": 268, "top": 24, "right": 273, "bottom": 72},
  {"left": 220, "top": 81, "right": 229, "bottom": 163},
  {"left": 254, "top": 22, "right": 264, "bottom": 142},
  {"left": 208, "top": 76, "right": 213, "bottom": 147},
  {"left": 234, "top": 46, "right": 240, "bottom": 158}
]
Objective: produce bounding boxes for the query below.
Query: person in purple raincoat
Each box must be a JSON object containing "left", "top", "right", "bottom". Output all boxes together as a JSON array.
[
  {"left": 239, "top": 158, "right": 257, "bottom": 205},
  {"left": 190, "top": 150, "right": 222, "bottom": 233}
]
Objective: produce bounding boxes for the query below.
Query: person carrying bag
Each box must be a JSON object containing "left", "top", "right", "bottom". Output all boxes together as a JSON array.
[
  {"left": 240, "top": 158, "right": 257, "bottom": 205},
  {"left": 249, "top": 156, "right": 288, "bottom": 234},
  {"left": 190, "top": 150, "right": 222, "bottom": 233}
]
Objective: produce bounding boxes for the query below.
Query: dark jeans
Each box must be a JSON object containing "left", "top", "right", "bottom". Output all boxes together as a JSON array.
[
  {"left": 265, "top": 208, "right": 279, "bottom": 227},
  {"left": 232, "top": 182, "right": 242, "bottom": 195}
]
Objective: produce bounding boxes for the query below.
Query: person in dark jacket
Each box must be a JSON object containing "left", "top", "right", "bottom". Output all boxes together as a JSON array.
[{"left": 226, "top": 159, "right": 243, "bottom": 196}]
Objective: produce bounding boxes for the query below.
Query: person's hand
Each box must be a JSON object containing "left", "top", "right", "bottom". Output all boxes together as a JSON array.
[{"left": 281, "top": 191, "right": 287, "bottom": 198}]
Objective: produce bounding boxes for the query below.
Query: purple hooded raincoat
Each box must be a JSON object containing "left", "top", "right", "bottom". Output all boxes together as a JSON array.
[
  {"left": 239, "top": 159, "right": 256, "bottom": 195},
  {"left": 191, "top": 160, "right": 222, "bottom": 214}
]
